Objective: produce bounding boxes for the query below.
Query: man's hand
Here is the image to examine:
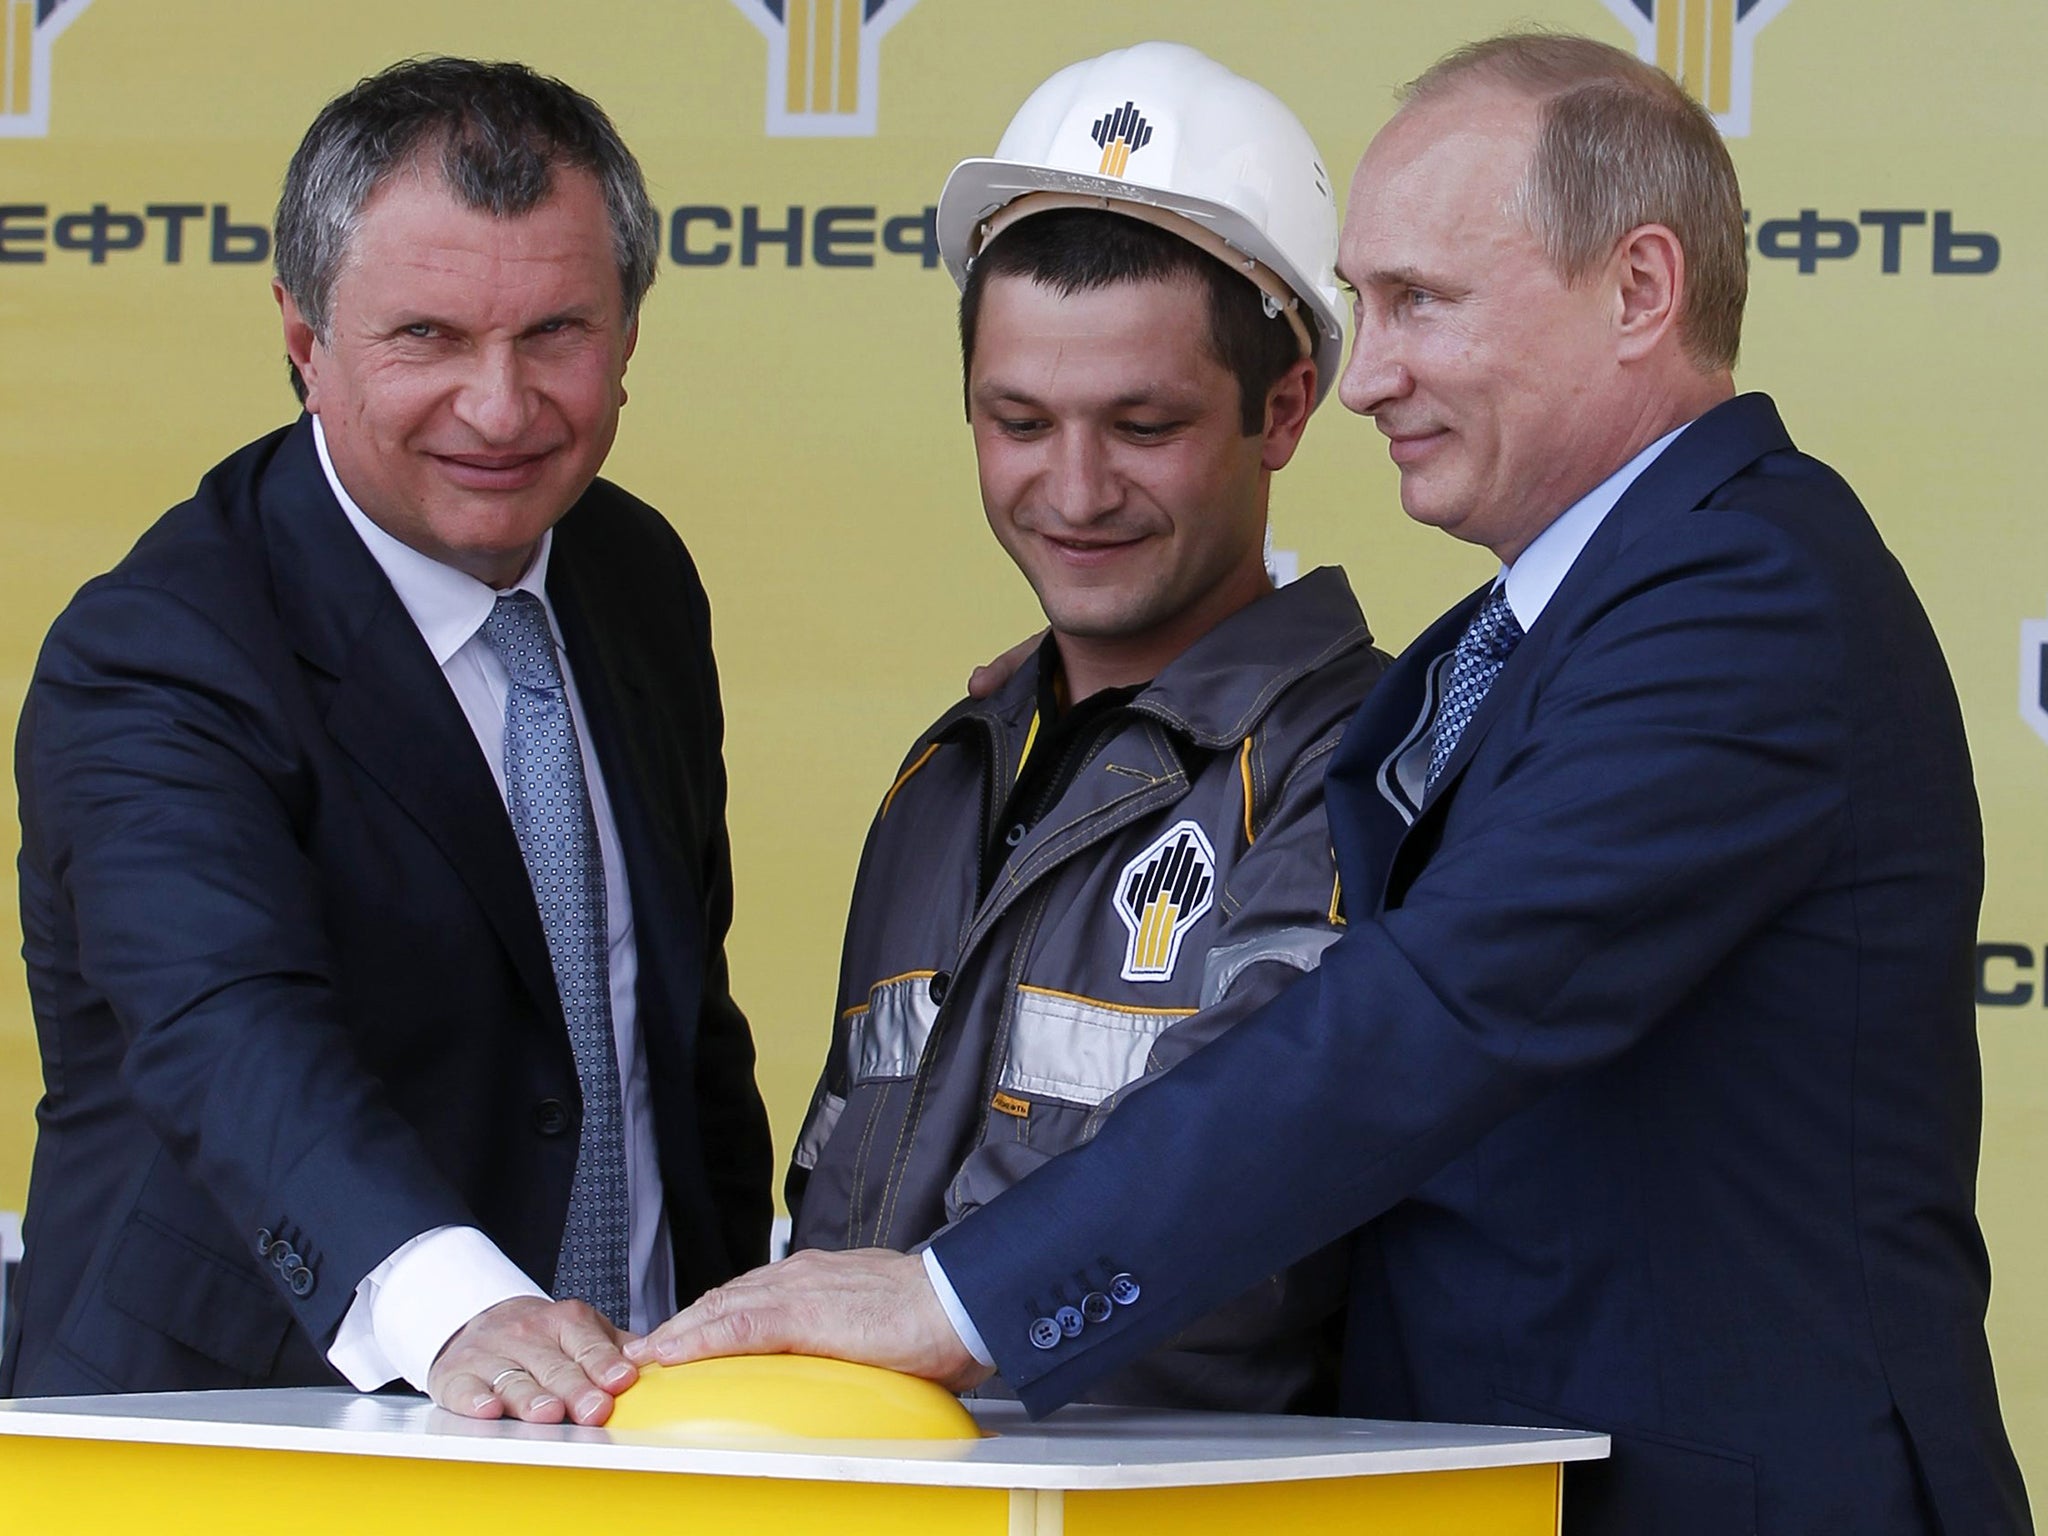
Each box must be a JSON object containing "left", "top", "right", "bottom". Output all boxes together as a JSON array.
[
  {"left": 967, "top": 632, "right": 1043, "bottom": 699},
  {"left": 625, "top": 1248, "right": 993, "bottom": 1394},
  {"left": 427, "top": 1295, "right": 637, "bottom": 1424}
]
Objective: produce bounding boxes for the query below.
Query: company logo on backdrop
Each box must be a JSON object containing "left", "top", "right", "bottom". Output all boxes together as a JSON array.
[
  {"left": 1976, "top": 944, "right": 2048, "bottom": 1009},
  {"left": 1980, "top": 606, "right": 2048, "bottom": 1010},
  {"left": 2021, "top": 603, "right": 2048, "bottom": 749},
  {"left": 727, "top": 0, "right": 922, "bottom": 137},
  {"left": 1597, "top": 0, "right": 1791, "bottom": 136},
  {"left": 1590, "top": 4, "right": 2001, "bottom": 274},
  {"left": 2, "top": 0, "right": 1999, "bottom": 284},
  {"left": 0, "top": 0, "right": 93, "bottom": 138}
]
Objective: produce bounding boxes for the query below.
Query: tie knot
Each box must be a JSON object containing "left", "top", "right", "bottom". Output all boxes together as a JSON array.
[
  {"left": 479, "top": 591, "right": 564, "bottom": 692},
  {"left": 1464, "top": 585, "right": 1523, "bottom": 664}
]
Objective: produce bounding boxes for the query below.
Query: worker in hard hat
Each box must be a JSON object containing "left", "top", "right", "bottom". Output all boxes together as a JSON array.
[{"left": 781, "top": 42, "right": 1388, "bottom": 1410}]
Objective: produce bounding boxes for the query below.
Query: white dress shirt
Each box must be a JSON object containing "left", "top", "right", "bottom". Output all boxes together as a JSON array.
[
  {"left": 311, "top": 418, "right": 673, "bottom": 1392},
  {"left": 1378, "top": 423, "right": 1692, "bottom": 816},
  {"left": 923, "top": 420, "right": 1694, "bottom": 1373},
  {"left": 1501, "top": 423, "right": 1688, "bottom": 630}
]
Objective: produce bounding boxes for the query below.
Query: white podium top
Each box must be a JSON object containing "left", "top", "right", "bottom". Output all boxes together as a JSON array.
[{"left": 0, "top": 1387, "right": 1607, "bottom": 1491}]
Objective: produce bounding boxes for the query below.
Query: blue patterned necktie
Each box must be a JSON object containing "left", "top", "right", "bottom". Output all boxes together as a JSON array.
[
  {"left": 1426, "top": 584, "right": 1525, "bottom": 791},
  {"left": 479, "top": 591, "right": 630, "bottom": 1327}
]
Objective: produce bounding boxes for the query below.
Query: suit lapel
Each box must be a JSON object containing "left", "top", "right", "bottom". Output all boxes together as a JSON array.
[
  {"left": 1324, "top": 588, "right": 1484, "bottom": 900},
  {"left": 259, "top": 421, "right": 561, "bottom": 1020},
  {"left": 547, "top": 520, "right": 704, "bottom": 1055},
  {"left": 1418, "top": 394, "right": 1796, "bottom": 809},
  {"left": 1349, "top": 393, "right": 1799, "bottom": 916}
]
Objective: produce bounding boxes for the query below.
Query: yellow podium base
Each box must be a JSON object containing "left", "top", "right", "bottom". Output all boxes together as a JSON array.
[
  {"left": 0, "top": 1435, "right": 1559, "bottom": 1534},
  {"left": 0, "top": 1387, "right": 1603, "bottom": 1535}
]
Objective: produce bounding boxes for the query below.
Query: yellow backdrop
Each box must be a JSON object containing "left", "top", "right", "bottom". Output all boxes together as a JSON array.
[{"left": 1, "top": 0, "right": 2040, "bottom": 1490}]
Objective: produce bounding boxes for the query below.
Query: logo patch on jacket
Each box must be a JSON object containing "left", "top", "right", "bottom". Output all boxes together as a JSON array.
[{"left": 1114, "top": 820, "right": 1216, "bottom": 982}]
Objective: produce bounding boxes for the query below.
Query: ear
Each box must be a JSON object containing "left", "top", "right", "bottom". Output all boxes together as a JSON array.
[
  {"left": 274, "top": 280, "right": 325, "bottom": 411},
  {"left": 1611, "top": 223, "right": 1685, "bottom": 363},
  {"left": 1258, "top": 355, "right": 1319, "bottom": 472},
  {"left": 620, "top": 316, "right": 639, "bottom": 408}
]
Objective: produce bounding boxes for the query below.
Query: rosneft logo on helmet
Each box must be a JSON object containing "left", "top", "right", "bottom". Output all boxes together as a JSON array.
[{"left": 1090, "top": 101, "right": 1153, "bottom": 178}]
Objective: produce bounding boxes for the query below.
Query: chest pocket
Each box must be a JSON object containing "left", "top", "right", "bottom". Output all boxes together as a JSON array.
[
  {"left": 998, "top": 985, "right": 1195, "bottom": 1107},
  {"left": 847, "top": 971, "right": 941, "bottom": 1084}
]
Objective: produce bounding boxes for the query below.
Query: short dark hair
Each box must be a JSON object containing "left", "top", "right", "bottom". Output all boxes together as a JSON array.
[
  {"left": 958, "top": 209, "right": 1301, "bottom": 435},
  {"left": 274, "top": 57, "right": 659, "bottom": 401}
]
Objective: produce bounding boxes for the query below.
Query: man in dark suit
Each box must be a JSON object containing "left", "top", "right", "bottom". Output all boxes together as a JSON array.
[
  {"left": 638, "top": 33, "right": 2030, "bottom": 1534},
  {"left": 3, "top": 58, "right": 772, "bottom": 1426}
]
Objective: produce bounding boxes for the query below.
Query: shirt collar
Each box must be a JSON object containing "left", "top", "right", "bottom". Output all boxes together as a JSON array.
[
  {"left": 1500, "top": 421, "right": 1689, "bottom": 631},
  {"left": 313, "top": 414, "right": 558, "bottom": 665}
]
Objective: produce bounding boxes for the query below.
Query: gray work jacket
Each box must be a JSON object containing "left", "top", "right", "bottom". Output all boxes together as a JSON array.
[{"left": 788, "top": 567, "right": 1389, "bottom": 1409}]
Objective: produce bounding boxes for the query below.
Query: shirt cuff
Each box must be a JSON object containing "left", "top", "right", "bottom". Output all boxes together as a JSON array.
[
  {"left": 327, "top": 1225, "right": 548, "bottom": 1392},
  {"left": 920, "top": 1246, "right": 994, "bottom": 1369}
]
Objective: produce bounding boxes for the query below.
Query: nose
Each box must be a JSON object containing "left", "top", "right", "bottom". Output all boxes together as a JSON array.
[
  {"left": 1044, "top": 427, "right": 1123, "bottom": 526},
  {"left": 1337, "top": 309, "right": 1411, "bottom": 419},
  {"left": 451, "top": 343, "right": 538, "bottom": 444}
]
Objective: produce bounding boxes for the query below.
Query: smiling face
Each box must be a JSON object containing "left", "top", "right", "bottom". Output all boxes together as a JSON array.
[
  {"left": 969, "top": 271, "right": 1312, "bottom": 695},
  {"left": 277, "top": 163, "right": 636, "bottom": 587},
  {"left": 1336, "top": 85, "right": 1634, "bottom": 564}
]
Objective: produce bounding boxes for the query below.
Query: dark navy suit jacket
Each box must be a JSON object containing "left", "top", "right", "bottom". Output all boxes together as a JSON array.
[
  {"left": 932, "top": 396, "right": 2031, "bottom": 1534},
  {"left": 3, "top": 419, "right": 772, "bottom": 1395}
]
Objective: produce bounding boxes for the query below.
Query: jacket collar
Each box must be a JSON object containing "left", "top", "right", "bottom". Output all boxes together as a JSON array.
[
  {"left": 938, "top": 565, "right": 1373, "bottom": 748},
  {"left": 1407, "top": 391, "right": 1797, "bottom": 811}
]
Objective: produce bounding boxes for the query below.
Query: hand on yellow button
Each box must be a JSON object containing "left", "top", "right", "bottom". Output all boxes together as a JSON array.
[{"left": 606, "top": 1354, "right": 981, "bottom": 1441}]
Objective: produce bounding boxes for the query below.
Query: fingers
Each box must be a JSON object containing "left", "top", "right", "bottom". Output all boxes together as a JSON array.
[
  {"left": 624, "top": 1249, "right": 992, "bottom": 1394},
  {"left": 432, "top": 1364, "right": 510, "bottom": 1421},
  {"left": 966, "top": 630, "right": 1045, "bottom": 699},
  {"left": 427, "top": 1296, "right": 639, "bottom": 1425},
  {"left": 488, "top": 1363, "right": 572, "bottom": 1424},
  {"left": 626, "top": 1272, "right": 784, "bottom": 1367}
]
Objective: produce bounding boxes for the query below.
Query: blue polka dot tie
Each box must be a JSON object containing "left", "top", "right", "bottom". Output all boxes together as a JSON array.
[
  {"left": 480, "top": 591, "right": 630, "bottom": 1328},
  {"left": 1427, "top": 584, "right": 1524, "bottom": 792}
]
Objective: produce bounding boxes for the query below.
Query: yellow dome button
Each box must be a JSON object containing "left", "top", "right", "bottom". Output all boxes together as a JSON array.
[{"left": 605, "top": 1356, "right": 983, "bottom": 1441}]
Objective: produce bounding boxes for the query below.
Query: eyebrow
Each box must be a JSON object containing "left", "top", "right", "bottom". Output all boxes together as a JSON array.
[
  {"left": 526, "top": 304, "right": 603, "bottom": 329},
  {"left": 380, "top": 304, "right": 605, "bottom": 336},
  {"left": 1352, "top": 264, "right": 1435, "bottom": 291}
]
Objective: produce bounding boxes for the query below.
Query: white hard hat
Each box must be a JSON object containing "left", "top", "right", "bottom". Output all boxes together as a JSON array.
[{"left": 937, "top": 41, "right": 1345, "bottom": 406}]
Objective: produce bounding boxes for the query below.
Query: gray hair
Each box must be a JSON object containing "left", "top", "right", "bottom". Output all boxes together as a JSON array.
[
  {"left": 1403, "top": 32, "right": 1747, "bottom": 371},
  {"left": 275, "top": 57, "right": 659, "bottom": 399}
]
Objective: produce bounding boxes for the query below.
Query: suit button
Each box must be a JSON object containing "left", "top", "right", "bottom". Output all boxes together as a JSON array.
[
  {"left": 289, "top": 1267, "right": 315, "bottom": 1298},
  {"left": 1055, "top": 1305, "right": 1084, "bottom": 1339},
  {"left": 533, "top": 1099, "right": 571, "bottom": 1136},
  {"left": 929, "top": 972, "right": 951, "bottom": 1006},
  {"left": 254, "top": 1228, "right": 274, "bottom": 1257},
  {"left": 276, "top": 1249, "right": 302, "bottom": 1272},
  {"left": 1028, "top": 1317, "right": 1062, "bottom": 1351},
  {"left": 1109, "top": 1272, "right": 1140, "bottom": 1306},
  {"left": 1082, "top": 1291, "right": 1113, "bottom": 1324}
]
